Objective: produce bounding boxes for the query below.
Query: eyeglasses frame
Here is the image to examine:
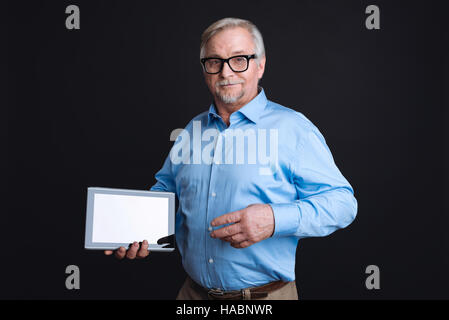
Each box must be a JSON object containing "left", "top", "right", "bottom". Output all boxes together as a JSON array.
[{"left": 200, "top": 54, "right": 257, "bottom": 74}]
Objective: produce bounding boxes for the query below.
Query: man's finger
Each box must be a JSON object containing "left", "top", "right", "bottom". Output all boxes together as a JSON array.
[
  {"left": 126, "top": 242, "right": 139, "bottom": 259},
  {"left": 211, "top": 223, "right": 241, "bottom": 239},
  {"left": 136, "top": 240, "right": 149, "bottom": 259},
  {"left": 223, "top": 233, "right": 246, "bottom": 244},
  {"left": 115, "top": 247, "right": 126, "bottom": 260},
  {"left": 211, "top": 209, "right": 243, "bottom": 227},
  {"left": 104, "top": 250, "right": 113, "bottom": 255},
  {"left": 231, "top": 240, "right": 253, "bottom": 249}
]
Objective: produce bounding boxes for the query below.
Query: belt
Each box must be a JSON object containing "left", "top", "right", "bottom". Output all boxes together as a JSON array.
[{"left": 191, "top": 278, "right": 290, "bottom": 300}]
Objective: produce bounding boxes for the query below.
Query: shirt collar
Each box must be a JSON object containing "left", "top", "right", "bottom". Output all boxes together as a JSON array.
[{"left": 207, "top": 86, "right": 268, "bottom": 126}]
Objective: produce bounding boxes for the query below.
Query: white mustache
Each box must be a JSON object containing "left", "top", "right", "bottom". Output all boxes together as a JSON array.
[{"left": 217, "top": 79, "right": 244, "bottom": 87}]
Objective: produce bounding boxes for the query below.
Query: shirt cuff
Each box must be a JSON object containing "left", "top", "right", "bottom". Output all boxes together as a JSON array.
[{"left": 269, "top": 203, "right": 300, "bottom": 237}]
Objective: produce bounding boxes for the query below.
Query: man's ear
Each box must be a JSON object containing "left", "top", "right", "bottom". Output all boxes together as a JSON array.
[{"left": 257, "top": 55, "right": 266, "bottom": 79}]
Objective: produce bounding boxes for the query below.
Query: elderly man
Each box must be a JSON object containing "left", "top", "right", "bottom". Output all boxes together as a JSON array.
[{"left": 105, "top": 17, "right": 357, "bottom": 300}]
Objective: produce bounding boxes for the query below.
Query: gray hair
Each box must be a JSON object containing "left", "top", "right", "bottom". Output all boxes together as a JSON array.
[{"left": 199, "top": 17, "right": 265, "bottom": 64}]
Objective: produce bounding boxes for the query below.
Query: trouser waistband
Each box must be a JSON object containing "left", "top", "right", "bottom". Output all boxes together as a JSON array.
[{"left": 190, "top": 277, "right": 290, "bottom": 300}]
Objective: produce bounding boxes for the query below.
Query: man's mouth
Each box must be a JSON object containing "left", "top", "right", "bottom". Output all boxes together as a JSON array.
[{"left": 221, "top": 83, "right": 240, "bottom": 87}]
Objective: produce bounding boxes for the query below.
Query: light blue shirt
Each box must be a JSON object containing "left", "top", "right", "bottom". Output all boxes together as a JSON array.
[{"left": 150, "top": 88, "right": 357, "bottom": 291}]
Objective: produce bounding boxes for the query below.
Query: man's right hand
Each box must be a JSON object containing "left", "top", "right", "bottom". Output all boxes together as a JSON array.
[{"left": 104, "top": 240, "right": 150, "bottom": 260}]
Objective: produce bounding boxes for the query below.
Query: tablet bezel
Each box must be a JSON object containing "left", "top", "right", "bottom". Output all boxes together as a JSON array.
[{"left": 84, "top": 187, "right": 175, "bottom": 252}]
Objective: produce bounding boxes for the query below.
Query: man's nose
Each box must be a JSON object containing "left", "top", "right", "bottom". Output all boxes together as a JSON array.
[{"left": 220, "top": 61, "right": 235, "bottom": 77}]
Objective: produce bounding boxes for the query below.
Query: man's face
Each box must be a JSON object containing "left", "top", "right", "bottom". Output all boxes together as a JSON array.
[{"left": 202, "top": 27, "right": 266, "bottom": 105}]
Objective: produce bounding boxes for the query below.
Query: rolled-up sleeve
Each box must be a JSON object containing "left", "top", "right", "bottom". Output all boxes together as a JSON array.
[{"left": 270, "top": 126, "right": 357, "bottom": 238}]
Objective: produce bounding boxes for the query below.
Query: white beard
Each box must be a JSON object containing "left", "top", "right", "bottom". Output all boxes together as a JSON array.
[
  {"left": 215, "top": 80, "right": 245, "bottom": 104},
  {"left": 216, "top": 88, "right": 245, "bottom": 103}
]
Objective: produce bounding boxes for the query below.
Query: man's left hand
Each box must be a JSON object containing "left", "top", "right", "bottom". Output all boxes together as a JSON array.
[{"left": 210, "top": 204, "right": 275, "bottom": 249}]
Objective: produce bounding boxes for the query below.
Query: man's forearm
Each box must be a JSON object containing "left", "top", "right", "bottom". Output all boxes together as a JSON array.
[{"left": 270, "top": 187, "right": 358, "bottom": 239}]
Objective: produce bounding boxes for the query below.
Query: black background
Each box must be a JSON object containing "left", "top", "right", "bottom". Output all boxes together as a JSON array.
[{"left": 4, "top": 0, "right": 449, "bottom": 299}]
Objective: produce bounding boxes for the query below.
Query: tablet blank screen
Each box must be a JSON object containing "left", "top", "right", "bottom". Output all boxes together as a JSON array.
[{"left": 91, "top": 193, "right": 169, "bottom": 244}]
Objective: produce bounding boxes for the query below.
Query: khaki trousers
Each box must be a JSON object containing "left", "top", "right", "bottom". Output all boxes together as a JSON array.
[{"left": 176, "top": 276, "right": 299, "bottom": 300}]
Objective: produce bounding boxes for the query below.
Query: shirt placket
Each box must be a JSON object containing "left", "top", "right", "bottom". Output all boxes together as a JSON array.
[{"left": 204, "top": 118, "right": 226, "bottom": 289}]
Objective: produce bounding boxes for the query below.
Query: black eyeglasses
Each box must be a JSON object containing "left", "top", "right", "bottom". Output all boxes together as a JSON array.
[{"left": 200, "top": 54, "right": 257, "bottom": 74}]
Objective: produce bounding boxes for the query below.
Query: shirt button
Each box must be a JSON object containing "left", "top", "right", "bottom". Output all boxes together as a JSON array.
[
  {"left": 211, "top": 192, "right": 216, "bottom": 197},
  {"left": 208, "top": 226, "right": 213, "bottom": 232},
  {"left": 209, "top": 258, "right": 214, "bottom": 264}
]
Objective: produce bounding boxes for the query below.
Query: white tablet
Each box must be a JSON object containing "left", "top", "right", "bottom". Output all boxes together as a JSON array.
[{"left": 84, "top": 187, "right": 175, "bottom": 252}]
